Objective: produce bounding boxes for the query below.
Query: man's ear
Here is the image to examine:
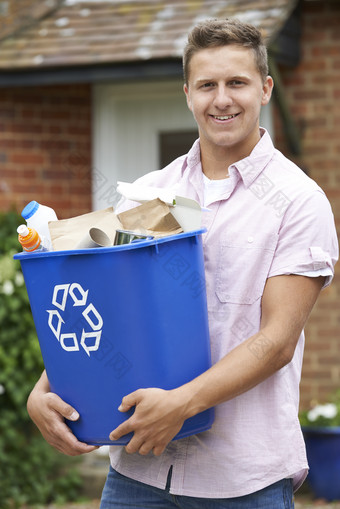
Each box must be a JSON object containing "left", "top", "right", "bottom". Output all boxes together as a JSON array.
[
  {"left": 183, "top": 83, "right": 192, "bottom": 111},
  {"left": 261, "top": 76, "right": 274, "bottom": 106}
]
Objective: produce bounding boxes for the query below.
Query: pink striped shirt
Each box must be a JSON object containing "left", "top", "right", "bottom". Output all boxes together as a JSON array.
[{"left": 109, "top": 129, "right": 338, "bottom": 498}]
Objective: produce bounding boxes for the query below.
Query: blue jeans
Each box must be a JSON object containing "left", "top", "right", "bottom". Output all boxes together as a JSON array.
[{"left": 100, "top": 467, "right": 294, "bottom": 508}]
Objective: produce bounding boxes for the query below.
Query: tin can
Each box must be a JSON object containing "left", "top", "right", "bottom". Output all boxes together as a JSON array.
[{"left": 114, "top": 229, "right": 153, "bottom": 245}]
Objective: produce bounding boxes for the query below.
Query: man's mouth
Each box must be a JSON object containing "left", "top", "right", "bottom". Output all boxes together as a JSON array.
[{"left": 212, "top": 113, "right": 239, "bottom": 120}]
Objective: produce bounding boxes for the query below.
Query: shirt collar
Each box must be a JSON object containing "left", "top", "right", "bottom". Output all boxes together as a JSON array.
[
  {"left": 185, "top": 138, "right": 201, "bottom": 171},
  {"left": 182, "top": 129, "right": 275, "bottom": 188},
  {"left": 230, "top": 128, "right": 275, "bottom": 188}
]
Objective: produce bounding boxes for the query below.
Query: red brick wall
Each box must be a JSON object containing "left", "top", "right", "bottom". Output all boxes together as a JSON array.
[
  {"left": 274, "top": 0, "right": 340, "bottom": 408},
  {"left": 0, "top": 84, "right": 92, "bottom": 219}
]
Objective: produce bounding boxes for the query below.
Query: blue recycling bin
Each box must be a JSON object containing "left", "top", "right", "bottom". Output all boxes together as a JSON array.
[{"left": 15, "top": 229, "right": 214, "bottom": 445}]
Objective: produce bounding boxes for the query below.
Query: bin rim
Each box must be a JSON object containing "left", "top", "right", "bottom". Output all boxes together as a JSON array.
[{"left": 13, "top": 228, "right": 207, "bottom": 260}]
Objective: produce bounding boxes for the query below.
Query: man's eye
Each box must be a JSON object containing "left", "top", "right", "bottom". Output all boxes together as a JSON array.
[
  {"left": 202, "top": 82, "right": 214, "bottom": 88},
  {"left": 229, "top": 80, "right": 244, "bottom": 86}
]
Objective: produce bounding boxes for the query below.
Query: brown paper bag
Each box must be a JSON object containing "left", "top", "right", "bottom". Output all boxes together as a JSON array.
[
  {"left": 118, "top": 199, "right": 182, "bottom": 238},
  {"left": 49, "top": 207, "right": 123, "bottom": 250}
]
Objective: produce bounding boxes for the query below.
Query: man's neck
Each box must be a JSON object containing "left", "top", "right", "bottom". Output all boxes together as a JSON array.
[
  {"left": 201, "top": 154, "right": 230, "bottom": 179},
  {"left": 199, "top": 130, "right": 262, "bottom": 180},
  {"left": 200, "top": 147, "right": 240, "bottom": 180}
]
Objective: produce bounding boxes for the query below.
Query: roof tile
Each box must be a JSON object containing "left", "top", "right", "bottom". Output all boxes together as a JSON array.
[{"left": 0, "top": 0, "right": 298, "bottom": 69}]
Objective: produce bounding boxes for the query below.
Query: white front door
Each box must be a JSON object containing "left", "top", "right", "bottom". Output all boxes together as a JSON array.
[
  {"left": 92, "top": 80, "right": 197, "bottom": 210},
  {"left": 92, "top": 80, "right": 273, "bottom": 210}
]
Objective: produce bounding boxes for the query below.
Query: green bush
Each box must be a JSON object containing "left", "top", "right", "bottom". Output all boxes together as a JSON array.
[{"left": 0, "top": 211, "right": 82, "bottom": 508}]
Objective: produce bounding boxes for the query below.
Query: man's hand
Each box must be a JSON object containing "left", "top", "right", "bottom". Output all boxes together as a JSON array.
[
  {"left": 27, "top": 371, "right": 98, "bottom": 456},
  {"left": 109, "top": 387, "right": 188, "bottom": 456}
]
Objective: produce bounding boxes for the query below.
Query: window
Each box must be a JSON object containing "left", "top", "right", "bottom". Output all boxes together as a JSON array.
[{"left": 159, "top": 130, "right": 198, "bottom": 168}]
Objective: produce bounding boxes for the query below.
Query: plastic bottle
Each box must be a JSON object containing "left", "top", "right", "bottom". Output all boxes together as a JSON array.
[
  {"left": 21, "top": 201, "right": 57, "bottom": 250},
  {"left": 17, "top": 225, "right": 47, "bottom": 252}
]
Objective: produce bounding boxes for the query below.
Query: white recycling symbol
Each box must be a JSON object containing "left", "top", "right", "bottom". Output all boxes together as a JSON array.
[{"left": 46, "top": 283, "right": 103, "bottom": 356}]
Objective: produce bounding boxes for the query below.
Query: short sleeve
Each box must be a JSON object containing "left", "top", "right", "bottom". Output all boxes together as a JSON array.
[{"left": 268, "top": 190, "right": 338, "bottom": 288}]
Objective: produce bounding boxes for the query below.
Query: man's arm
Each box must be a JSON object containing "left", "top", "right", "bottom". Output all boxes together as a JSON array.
[
  {"left": 27, "top": 370, "right": 98, "bottom": 455},
  {"left": 110, "top": 274, "right": 324, "bottom": 455}
]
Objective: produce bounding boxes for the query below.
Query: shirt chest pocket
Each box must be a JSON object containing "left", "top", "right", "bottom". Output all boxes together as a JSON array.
[{"left": 216, "top": 230, "right": 278, "bottom": 305}]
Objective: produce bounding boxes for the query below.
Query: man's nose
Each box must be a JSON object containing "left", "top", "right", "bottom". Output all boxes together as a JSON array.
[{"left": 213, "top": 85, "right": 233, "bottom": 109}]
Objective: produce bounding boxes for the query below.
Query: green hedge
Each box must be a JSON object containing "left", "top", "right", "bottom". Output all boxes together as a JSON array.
[{"left": 0, "top": 211, "right": 82, "bottom": 508}]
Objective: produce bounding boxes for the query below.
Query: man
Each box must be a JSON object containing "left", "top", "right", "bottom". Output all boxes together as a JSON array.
[{"left": 27, "top": 18, "right": 338, "bottom": 508}]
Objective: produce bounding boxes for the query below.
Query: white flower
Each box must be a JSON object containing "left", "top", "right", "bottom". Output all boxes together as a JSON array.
[
  {"left": 2, "top": 280, "right": 14, "bottom": 295},
  {"left": 0, "top": 384, "right": 5, "bottom": 396},
  {"left": 307, "top": 403, "right": 338, "bottom": 422},
  {"left": 307, "top": 408, "right": 319, "bottom": 422},
  {"left": 320, "top": 403, "right": 338, "bottom": 419},
  {"left": 14, "top": 272, "right": 24, "bottom": 286}
]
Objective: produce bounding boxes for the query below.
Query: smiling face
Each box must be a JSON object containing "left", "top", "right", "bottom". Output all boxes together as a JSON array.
[{"left": 184, "top": 44, "right": 273, "bottom": 169}]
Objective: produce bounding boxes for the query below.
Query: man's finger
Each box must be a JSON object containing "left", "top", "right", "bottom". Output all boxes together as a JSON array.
[
  {"left": 118, "top": 391, "right": 140, "bottom": 412},
  {"left": 109, "top": 419, "right": 133, "bottom": 441},
  {"left": 138, "top": 441, "right": 154, "bottom": 456},
  {"left": 52, "top": 423, "right": 98, "bottom": 456},
  {"left": 45, "top": 392, "right": 80, "bottom": 421}
]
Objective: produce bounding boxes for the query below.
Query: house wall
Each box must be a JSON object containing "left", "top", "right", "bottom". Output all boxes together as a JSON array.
[
  {"left": 0, "top": 84, "right": 92, "bottom": 219},
  {"left": 274, "top": 0, "right": 340, "bottom": 408}
]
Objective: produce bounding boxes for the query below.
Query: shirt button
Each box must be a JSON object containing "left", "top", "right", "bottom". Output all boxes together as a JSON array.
[{"left": 247, "top": 236, "right": 254, "bottom": 243}]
